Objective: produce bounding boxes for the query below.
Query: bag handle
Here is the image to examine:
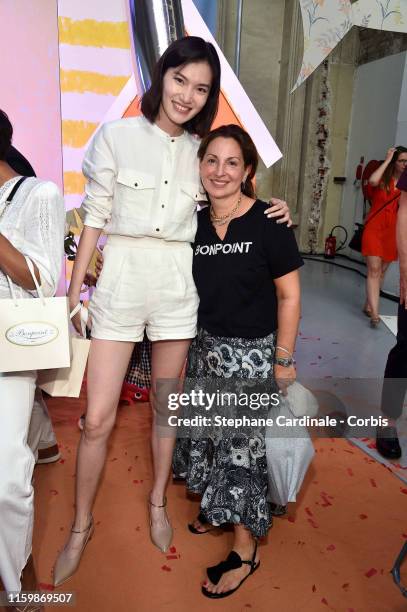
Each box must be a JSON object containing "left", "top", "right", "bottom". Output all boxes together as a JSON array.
[
  {"left": 70, "top": 303, "right": 81, "bottom": 318},
  {"left": 25, "top": 256, "right": 45, "bottom": 304},
  {"left": 6, "top": 256, "right": 45, "bottom": 306},
  {"left": 70, "top": 302, "right": 89, "bottom": 338}
]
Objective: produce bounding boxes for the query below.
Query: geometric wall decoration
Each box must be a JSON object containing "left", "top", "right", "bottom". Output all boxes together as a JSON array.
[{"left": 295, "top": 0, "right": 407, "bottom": 90}]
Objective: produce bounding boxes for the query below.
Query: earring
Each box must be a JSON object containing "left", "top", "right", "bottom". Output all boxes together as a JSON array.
[
  {"left": 199, "top": 178, "right": 206, "bottom": 195},
  {"left": 241, "top": 176, "right": 248, "bottom": 191}
]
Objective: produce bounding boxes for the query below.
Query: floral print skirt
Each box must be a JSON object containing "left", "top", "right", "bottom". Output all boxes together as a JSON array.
[{"left": 172, "top": 326, "right": 277, "bottom": 537}]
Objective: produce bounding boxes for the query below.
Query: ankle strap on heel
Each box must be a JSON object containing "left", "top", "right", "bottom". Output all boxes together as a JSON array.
[
  {"left": 71, "top": 516, "right": 93, "bottom": 534},
  {"left": 149, "top": 496, "right": 167, "bottom": 508}
]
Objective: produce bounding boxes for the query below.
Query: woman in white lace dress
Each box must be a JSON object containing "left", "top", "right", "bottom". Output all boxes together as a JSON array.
[{"left": 0, "top": 109, "right": 65, "bottom": 598}]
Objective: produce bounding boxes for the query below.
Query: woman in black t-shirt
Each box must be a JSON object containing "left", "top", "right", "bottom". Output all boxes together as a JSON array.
[{"left": 173, "top": 125, "right": 303, "bottom": 599}]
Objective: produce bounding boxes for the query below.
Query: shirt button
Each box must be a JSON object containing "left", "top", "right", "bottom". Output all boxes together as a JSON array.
[
  {"left": 164, "top": 180, "right": 168, "bottom": 184},
  {"left": 156, "top": 228, "right": 160, "bottom": 232},
  {"left": 162, "top": 205, "right": 165, "bottom": 208},
  {"left": 171, "top": 139, "right": 175, "bottom": 143},
  {"left": 134, "top": 182, "right": 138, "bottom": 187}
]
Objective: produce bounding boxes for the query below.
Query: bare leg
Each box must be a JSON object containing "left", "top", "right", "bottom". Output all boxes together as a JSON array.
[
  {"left": 366, "top": 255, "right": 383, "bottom": 320},
  {"left": 149, "top": 339, "right": 191, "bottom": 526},
  {"left": 57, "top": 339, "right": 134, "bottom": 559},
  {"left": 203, "top": 525, "right": 259, "bottom": 595},
  {"left": 380, "top": 260, "right": 390, "bottom": 288}
]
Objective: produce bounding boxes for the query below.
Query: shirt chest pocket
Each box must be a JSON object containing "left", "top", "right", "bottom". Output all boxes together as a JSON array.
[{"left": 116, "top": 169, "right": 156, "bottom": 214}]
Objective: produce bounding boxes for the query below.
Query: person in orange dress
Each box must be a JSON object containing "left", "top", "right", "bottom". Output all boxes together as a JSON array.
[{"left": 362, "top": 146, "right": 407, "bottom": 327}]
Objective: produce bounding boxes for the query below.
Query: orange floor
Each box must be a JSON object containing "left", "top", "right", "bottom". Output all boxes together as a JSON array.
[{"left": 32, "top": 395, "right": 407, "bottom": 611}]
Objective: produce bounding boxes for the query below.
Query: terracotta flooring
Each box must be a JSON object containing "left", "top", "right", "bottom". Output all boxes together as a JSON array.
[{"left": 29, "top": 393, "right": 407, "bottom": 612}]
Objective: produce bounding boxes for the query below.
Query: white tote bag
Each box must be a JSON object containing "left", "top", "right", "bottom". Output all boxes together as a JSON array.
[
  {"left": 265, "top": 384, "right": 317, "bottom": 506},
  {"left": 37, "top": 305, "right": 91, "bottom": 397},
  {"left": 37, "top": 335, "right": 90, "bottom": 397},
  {"left": 0, "top": 257, "right": 70, "bottom": 373}
]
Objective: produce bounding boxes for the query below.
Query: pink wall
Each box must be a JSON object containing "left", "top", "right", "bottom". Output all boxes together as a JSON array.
[{"left": 0, "top": 0, "right": 63, "bottom": 188}]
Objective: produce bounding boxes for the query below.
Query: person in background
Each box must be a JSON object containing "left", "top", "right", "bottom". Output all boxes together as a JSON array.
[
  {"left": 173, "top": 125, "right": 302, "bottom": 598},
  {"left": 0, "top": 109, "right": 65, "bottom": 606},
  {"left": 6, "top": 144, "right": 61, "bottom": 465},
  {"left": 28, "top": 389, "right": 61, "bottom": 464},
  {"left": 376, "top": 166, "right": 407, "bottom": 459},
  {"left": 362, "top": 146, "right": 407, "bottom": 327},
  {"left": 6, "top": 142, "right": 60, "bottom": 465}
]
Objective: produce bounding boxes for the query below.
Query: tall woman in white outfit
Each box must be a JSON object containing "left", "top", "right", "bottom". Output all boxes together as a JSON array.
[
  {"left": 0, "top": 110, "right": 65, "bottom": 593},
  {"left": 53, "top": 39, "right": 221, "bottom": 587},
  {"left": 53, "top": 37, "right": 289, "bottom": 586}
]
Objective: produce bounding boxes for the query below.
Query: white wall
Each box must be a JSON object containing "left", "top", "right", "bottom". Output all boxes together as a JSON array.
[
  {"left": 396, "top": 53, "right": 407, "bottom": 144},
  {"left": 340, "top": 51, "right": 407, "bottom": 295}
]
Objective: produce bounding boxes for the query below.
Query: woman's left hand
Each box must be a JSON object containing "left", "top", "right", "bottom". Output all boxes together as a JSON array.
[
  {"left": 274, "top": 363, "right": 296, "bottom": 396},
  {"left": 264, "top": 198, "right": 292, "bottom": 226}
]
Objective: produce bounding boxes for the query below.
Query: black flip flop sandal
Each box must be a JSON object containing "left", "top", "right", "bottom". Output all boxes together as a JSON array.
[
  {"left": 202, "top": 541, "right": 259, "bottom": 599},
  {"left": 188, "top": 512, "right": 218, "bottom": 535},
  {"left": 270, "top": 502, "right": 287, "bottom": 516}
]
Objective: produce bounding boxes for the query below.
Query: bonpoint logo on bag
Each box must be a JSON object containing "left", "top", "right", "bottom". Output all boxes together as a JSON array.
[{"left": 5, "top": 322, "right": 59, "bottom": 346}]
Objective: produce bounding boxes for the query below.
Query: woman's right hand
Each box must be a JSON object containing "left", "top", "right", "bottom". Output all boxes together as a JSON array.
[
  {"left": 385, "top": 147, "right": 397, "bottom": 163},
  {"left": 275, "top": 363, "right": 296, "bottom": 396}
]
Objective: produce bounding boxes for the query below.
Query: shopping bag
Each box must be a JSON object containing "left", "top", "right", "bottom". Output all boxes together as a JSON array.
[
  {"left": 0, "top": 257, "right": 70, "bottom": 373},
  {"left": 265, "top": 384, "right": 316, "bottom": 506},
  {"left": 37, "top": 335, "right": 90, "bottom": 397},
  {"left": 284, "top": 381, "right": 319, "bottom": 418}
]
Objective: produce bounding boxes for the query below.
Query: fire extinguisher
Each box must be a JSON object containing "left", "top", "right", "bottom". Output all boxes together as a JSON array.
[
  {"left": 324, "top": 225, "right": 348, "bottom": 259},
  {"left": 324, "top": 233, "right": 336, "bottom": 259}
]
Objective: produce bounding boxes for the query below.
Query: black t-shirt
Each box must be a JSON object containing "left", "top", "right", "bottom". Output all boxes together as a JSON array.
[{"left": 193, "top": 200, "right": 303, "bottom": 338}]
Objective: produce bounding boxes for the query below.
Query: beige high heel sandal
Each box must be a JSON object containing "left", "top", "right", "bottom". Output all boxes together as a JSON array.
[
  {"left": 148, "top": 496, "right": 173, "bottom": 553},
  {"left": 53, "top": 516, "right": 94, "bottom": 587}
]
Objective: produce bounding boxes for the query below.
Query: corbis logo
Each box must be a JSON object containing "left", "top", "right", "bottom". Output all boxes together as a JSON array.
[{"left": 5, "top": 322, "right": 59, "bottom": 346}]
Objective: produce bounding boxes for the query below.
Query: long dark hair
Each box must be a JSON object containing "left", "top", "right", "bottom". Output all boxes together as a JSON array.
[
  {"left": 0, "top": 109, "right": 13, "bottom": 161},
  {"left": 383, "top": 145, "right": 407, "bottom": 191},
  {"left": 141, "top": 36, "right": 221, "bottom": 138},
  {"left": 197, "top": 124, "right": 258, "bottom": 198}
]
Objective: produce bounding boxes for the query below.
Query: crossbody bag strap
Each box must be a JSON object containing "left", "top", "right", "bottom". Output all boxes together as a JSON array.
[
  {"left": 5, "top": 176, "right": 27, "bottom": 203},
  {"left": 364, "top": 191, "right": 400, "bottom": 228}
]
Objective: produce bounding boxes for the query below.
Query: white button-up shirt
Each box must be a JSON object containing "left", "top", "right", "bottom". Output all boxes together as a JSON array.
[{"left": 82, "top": 116, "right": 206, "bottom": 243}]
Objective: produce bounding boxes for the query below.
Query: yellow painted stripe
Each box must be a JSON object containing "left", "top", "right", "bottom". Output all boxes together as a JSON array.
[
  {"left": 64, "top": 171, "right": 86, "bottom": 195},
  {"left": 58, "top": 17, "right": 131, "bottom": 49},
  {"left": 62, "top": 120, "right": 98, "bottom": 148},
  {"left": 60, "top": 69, "right": 129, "bottom": 95}
]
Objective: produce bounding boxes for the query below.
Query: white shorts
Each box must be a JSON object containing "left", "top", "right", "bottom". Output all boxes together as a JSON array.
[{"left": 89, "top": 235, "right": 198, "bottom": 342}]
